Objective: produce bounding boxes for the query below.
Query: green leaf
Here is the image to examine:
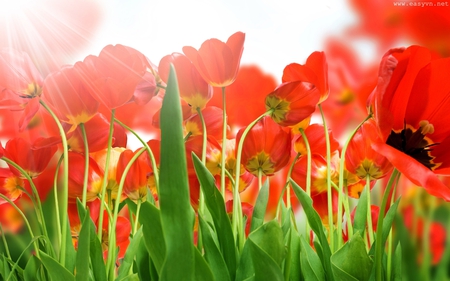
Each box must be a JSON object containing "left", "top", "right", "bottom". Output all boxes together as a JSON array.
[
  {"left": 248, "top": 220, "right": 285, "bottom": 267},
  {"left": 235, "top": 241, "right": 254, "bottom": 281},
  {"left": 135, "top": 239, "right": 152, "bottom": 281},
  {"left": 75, "top": 204, "right": 91, "bottom": 281},
  {"left": 76, "top": 199, "right": 107, "bottom": 281},
  {"left": 290, "top": 179, "right": 332, "bottom": 279},
  {"left": 63, "top": 216, "right": 77, "bottom": 273},
  {"left": 158, "top": 64, "right": 195, "bottom": 280},
  {"left": 192, "top": 154, "right": 237, "bottom": 279},
  {"left": 116, "top": 273, "right": 140, "bottom": 281},
  {"left": 287, "top": 228, "right": 302, "bottom": 281},
  {"left": 300, "top": 235, "right": 325, "bottom": 281},
  {"left": 247, "top": 239, "right": 284, "bottom": 281},
  {"left": 194, "top": 246, "right": 215, "bottom": 281},
  {"left": 391, "top": 242, "right": 402, "bottom": 281},
  {"left": 250, "top": 179, "right": 269, "bottom": 233},
  {"left": 39, "top": 251, "right": 75, "bottom": 281},
  {"left": 198, "top": 215, "right": 231, "bottom": 281},
  {"left": 331, "top": 232, "right": 373, "bottom": 281},
  {"left": 138, "top": 201, "right": 166, "bottom": 276},
  {"left": 24, "top": 255, "right": 41, "bottom": 281},
  {"left": 369, "top": 198, "right": 400, "bottom": 256},
  {"left": 117, "top": 228, "right": 143, "bottom": 280},
  {"left": 353, "top": 184, "right": 369, "bottom": 236}
]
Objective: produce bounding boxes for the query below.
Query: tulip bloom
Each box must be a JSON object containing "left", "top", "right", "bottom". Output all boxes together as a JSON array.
[
  {"left": 183, "top": 31, "right": 245, "bottom": 87},
  {"left": 283, "top": 51, "right": 329, "bottom": 103},
  {"left": 265, "top": 81, "right": 321, "bottom": 127},
  {"left": 0, "top": 48, "right": 43, "bottom": 129},
  {"left": 369, "top": 45, "right": 450, "bottom": 200},
  {"left": 67, "top": 152, "right": 104, "bottom": 202},
  {"left": 43, "top": 63, "right": 99, "bottom": 131},
  {"left": 4, "top": 137, "right": 57, "bottom": 178},
  {"left": 0, "top": 168, "right": 25, "bottom": 205},
  {"left": 293, "top": 124, "right": 340, "bottom": 157},
  {"left": 116, "top": 149, "right": 152, "bottom": 201},
  {"left": 345, "top": 120, "right": 393, "bottom": 180},
  {"left": 159, "top": 53, "right": 212, "bottom": 111},
  {"left": 80, "top": 44, "right": 152, "bottom": 109},
  {"left": 184, "top": 106, "right": 227, "bottom": 140},
  {"left": 237, "top": 116, "right": 291, "bottom": 176}
]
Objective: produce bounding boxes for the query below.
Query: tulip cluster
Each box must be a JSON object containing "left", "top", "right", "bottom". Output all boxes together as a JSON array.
[{"left": 1, "top": 29, "right": 450, "bottom": 281}]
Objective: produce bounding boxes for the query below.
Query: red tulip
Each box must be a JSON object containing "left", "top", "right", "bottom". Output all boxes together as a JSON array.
[
  {"left": 159, "top": 53, "right": 212, "bottom": 111},
  {"left": 116, "top": 149, "right": 152, "bottom": 201},
  {"left": 283, "top": 51, "right": 329, "bottom": 103},
  {"left": 67, "top": 151, "right": 104, "bottom": 202},
  {"left": 237, "top": 116, "right": 291, "bottom": 176},
  {"left": 4, "top": 137, "right": 57, "bottom": 178},
  {"left": 80, "top": 44, "right": 152, "bottom": 109},
  {"left": 369, "top": 45, "right": 450, "bottom": 200},
  {"left": 0, "top": 48, "right": 43, "bottom": 129},
  {"left": 183, "top": 32, "right": 245, "bottom": 87},
  {"left": 265, "top": 81, "right": 321, "bottom": 127},
  {"left": 43, "top": 63, "right": 99, "bottom": 131},
  {"left": 345, "top": 120, "right": 393, "bottom": 180},
  {"left": 0, "top": 168, "right": 25, "bottom": 205}
]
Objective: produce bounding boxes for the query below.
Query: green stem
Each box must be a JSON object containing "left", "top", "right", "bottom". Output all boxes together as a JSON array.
[
  {"left": 276, "top": 152, "right": 300, "bottom": 223},
  {"left": 133, "top": 199, "right": 142, "bottom": 236},
  {"left": 52, "top": 155, "right": 64, "bottom": 251},
  {"left": 375, "top": 168, "right": 400, "bottom": 281},
  {"left": 337, "top": 114, "right": 372, "bottom": 247},
  {"left": 108, "top": 147, "right": 146, "bottom": 278},
  {"left": 79, "top": 123, "right": 89, "bottom": 208},
  {"left": 0, "top": 194, "right": 40, "bottom": 258},
  {"left": 196, "top": 107, "right": 207, "bottom": 217},
  {"left": 0, "top": 224, "right": 12, "bottom": 260},
  {"left": 114, "top": 118, "right": 159, "bottom": 194},
  {"left": 220, "top": 87, "right": 227, "bottom": 198},
  {"left": 299, "top": 128, "right": 312, "bottom": 201},
  {"left": 97, "top": 109, "right": 116, "bottom": 241},
  {"left": 386, "top": 176, "right": 399, "bottom": 281},
  {"left": 420, "top": 193, "right": 436, "bottom": 281},
  {"left": 233, "top": 110, "right": 272, "bottom": 251},
  {"left": 40, "top": 100, "right": 69, "bottom": 264},
  {"left": 365, "top": 175, "right": 375, "bottom": 246},
  {"left": 1, "top": 158, "right": 48, "bottom": 238},
  {"left": 318, "top": 104, "right": 334, "bottom": 251},
  {"left": 258, "top": 168, "right": 263, "bottom": 191}
]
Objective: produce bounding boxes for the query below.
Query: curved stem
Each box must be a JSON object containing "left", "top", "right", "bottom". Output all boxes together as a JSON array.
[
  {"left": 196, "top": 107, "right": 207, "bottom": 217},
  {"left": 318, "top": 104, "right": 334, "bottom": 251},
  {"left": 97, "top": 109, "right": 116, "bottom": 241},
  {"left": 40, "top": 99, "right": 69, "bottom": 263},
  {"left": 220, "top": 87, "right": 227, "bottom": 198},
  {"left": 299, "top": 128, "right": 312, "bottom": 202},
  {"left": 52, "top": 155, "right": 64, "bottom": 250},
  {"left": 365, "top": 175, "right": 374, "bottom": 246},
  {"left": 108, "top": 147, "right": 146, "bottom": 277},
  {"left": 337, "top": 114, "right": 372, "bottom": 246},
  {"left": 0, "top": 194, "right": 40, "bottom": 258},
  {"left": 233, "top": 110, "right": 272, "bottom": 251},
  {"left": 375, "top": 168, "right": 400, "bottom": 281},
  {"left": 114, "top": 118, "right": 159, "bottom": 194},
  {"left": 133, "top": 199, "right": 142, "bottom": 236},
  {"left": 79, "top": 123, "right": 90, "bottom": 208}
]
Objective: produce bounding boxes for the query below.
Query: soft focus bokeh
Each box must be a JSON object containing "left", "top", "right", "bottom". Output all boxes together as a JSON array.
[{"left": 1, "top": 0, "right": 450, "bottom": 279}]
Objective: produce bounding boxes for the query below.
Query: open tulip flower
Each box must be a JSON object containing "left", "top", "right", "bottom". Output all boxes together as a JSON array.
[
  {"left": 0, "top": 48, "right": 44, "bottom": 129},
  {"left": 183, "top": 31, "right": 245, "bottom": 87},
  {"left": 2, "top": 28, "right": 450, "bottom": 281},
  {"left": 369, "top": 45, "right": 450, "bottom": 200}
]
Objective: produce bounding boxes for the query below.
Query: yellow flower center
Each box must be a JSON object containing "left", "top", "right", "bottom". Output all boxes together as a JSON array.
[
  {"left": 265, "top": 95, "right": 290, "bottom": 124},
  {"left": 245, "top": 151, "right": 275, "bottom": 176}
]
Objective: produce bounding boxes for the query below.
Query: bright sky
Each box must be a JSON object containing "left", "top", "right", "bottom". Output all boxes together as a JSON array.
[
  {"left": 0, "top": 0, "right": 358, "bottom": 80},
  {"left": 86, "top": 0, "right": 358, "bottom": 81}
]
